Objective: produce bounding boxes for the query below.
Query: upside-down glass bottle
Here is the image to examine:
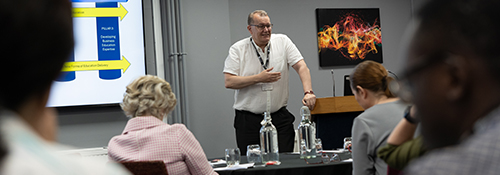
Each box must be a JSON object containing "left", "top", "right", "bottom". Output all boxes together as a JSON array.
[
  {"left": 298, "top": 106, "right": 316, "bottom": 159},
  {"left": 259, "top": 112, "right": 280, "bottom": 163}
]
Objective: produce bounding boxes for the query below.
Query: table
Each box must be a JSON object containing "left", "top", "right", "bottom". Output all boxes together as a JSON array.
[{"left": 213, "top": 152, "right": 352, "bottom": 175}]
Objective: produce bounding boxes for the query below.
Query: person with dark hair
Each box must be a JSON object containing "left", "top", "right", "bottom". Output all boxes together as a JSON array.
[
  {"left": 223, "top": 10, "right": 316, "bottom": 154},
  {"left": 393, "top": 0, "right": 500, "bottom": 174},
  {"left": 349, "top": 60, "right": 408, "bottom": 175},
  {"left": 0, "top": 0, "right": 128, "bottom": 174}
]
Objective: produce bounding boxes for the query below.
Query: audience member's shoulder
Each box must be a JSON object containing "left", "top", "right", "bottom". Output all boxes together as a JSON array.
[
  {"left": 354, "top": 106, "right": 379, "bottom": 121},
  {"left": 406, "top": 139, "right": 500, "bottom": 175},
  {"left": 170, "top": 123, "right": 190, "bottom": 132},
  {"left": 1, "top": 140, "right": 130, "bottom": 175},
  {"left": 370, "top": 100, "right": 407, "bottom": 113},
  {"left": 393, "top": 100, "right": 410, "bottom": 108},
  {"left": 407, "top": 117, "right": 500, "bottom": 175},
  {"left": 379, "top": 100, "right": 406, "bottom": 108},
  {"left": 405, "top": 147, "right": 461, "bottom": 175}
]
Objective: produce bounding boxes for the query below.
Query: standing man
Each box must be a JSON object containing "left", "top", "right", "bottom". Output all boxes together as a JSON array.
[
  {"left": 394, "top": 0, "right": 500, "bottom": 174},
  {"left": 224, "top": 10, "right": 316, "bottom": 154}
]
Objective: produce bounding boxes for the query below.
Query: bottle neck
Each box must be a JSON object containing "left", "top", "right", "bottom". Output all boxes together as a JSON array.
[
  {"left": 301, "top": 115, "right": 311, "bottom": 123},
  {"left": 264, "top": 117, "right": 271, "bottom": 122},
  {"left": 262, "top": 113, "right": 272, "bottom": 125}
]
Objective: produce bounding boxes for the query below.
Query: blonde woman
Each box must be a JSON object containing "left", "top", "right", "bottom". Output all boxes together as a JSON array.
[{"left": 108, "top": 75, "right": 218, "bottom": 175}]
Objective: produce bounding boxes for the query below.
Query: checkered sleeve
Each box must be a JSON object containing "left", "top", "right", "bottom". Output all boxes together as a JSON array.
[{"left": 177, "top": 125, "right": 218, "bottom": 175}]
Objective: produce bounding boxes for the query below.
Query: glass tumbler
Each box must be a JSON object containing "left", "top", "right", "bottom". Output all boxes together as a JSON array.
[
  {"left": 344, "top": 137, "right": 352, "bottom": 152},
  {"left": 225, "top": 148, "right": 241, "bottom": 166},
  {"left": 321, "top": 154, "right": 330, "bottom": 164},
  {"left": 246, "top": 144, "right": 262, "bottom": 163},
  {"left": 330, "top": 153, "right": 341, "bottom": 162},
  {"left": 315, "top": 138, "right": 323, "bottom": 156}
]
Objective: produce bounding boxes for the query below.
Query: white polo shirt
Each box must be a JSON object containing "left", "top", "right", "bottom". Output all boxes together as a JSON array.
[{"left": 223, "top": 34, "right": 303, "bottom": 114}]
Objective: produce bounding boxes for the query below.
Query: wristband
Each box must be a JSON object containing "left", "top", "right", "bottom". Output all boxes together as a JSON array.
[
  {"left": 304, "top": 90, "right": 314, "bottom": 95},
  {"left": 404, "top": 106, "right": 419, "bottom": 124}
]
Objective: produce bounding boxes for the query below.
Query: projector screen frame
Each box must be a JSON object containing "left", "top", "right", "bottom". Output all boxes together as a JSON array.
[{"left": 54, "top": 0, "right": 158, "bottom": 109}]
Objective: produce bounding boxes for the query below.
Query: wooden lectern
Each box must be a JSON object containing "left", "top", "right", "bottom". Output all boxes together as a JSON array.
[{"left": 311, "top": 96, "right": 364, "bottom": 150}]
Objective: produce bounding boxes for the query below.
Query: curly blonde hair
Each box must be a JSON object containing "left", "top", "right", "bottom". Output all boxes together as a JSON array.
[{"left": 121, "top": 75, "right": 177, "bottom": 119}]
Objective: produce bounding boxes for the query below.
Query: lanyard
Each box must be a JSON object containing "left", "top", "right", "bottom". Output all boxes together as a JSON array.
[{"left": 250, "top": 38, "right": 270, "bottom": 70}]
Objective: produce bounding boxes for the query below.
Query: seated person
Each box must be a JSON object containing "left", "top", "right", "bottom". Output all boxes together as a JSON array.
[
  {"left": 350, "top": 60, "right": 409, "bottom": 175},
  {"left": 108, "top": 75, "right": 218, "bottom": 175},
  {"left": 0, "top": 0, "right": 129, "bottom": 174},
  {"left": 377, "top": 106, "right": 426, "bottom": 171}
]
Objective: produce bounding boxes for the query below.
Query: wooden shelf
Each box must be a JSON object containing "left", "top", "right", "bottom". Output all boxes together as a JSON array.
[{"left": 311, "top": 96, "right": 364, "bottom": 115}]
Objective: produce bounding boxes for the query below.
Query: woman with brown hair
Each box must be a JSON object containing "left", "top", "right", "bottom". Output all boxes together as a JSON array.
[{"left": 349, "top": 60, "right": 408, "bottom": 175}]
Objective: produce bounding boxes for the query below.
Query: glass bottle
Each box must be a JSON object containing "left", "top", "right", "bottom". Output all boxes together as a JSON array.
[
  {"left": 259, "top": 112, "right": 280, "bottom": 163},
  {"left": 298, "top": 106, "right": 316, "bottom": 159}
]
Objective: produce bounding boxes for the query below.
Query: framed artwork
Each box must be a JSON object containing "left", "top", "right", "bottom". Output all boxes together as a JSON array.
[{"left": 316, "top": 8, "right": 383, "bottom": 67}]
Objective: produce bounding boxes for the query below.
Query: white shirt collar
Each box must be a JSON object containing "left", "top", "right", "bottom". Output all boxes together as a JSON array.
[{"left": 250, "top": 36, "right": 270, "bottom": 53}]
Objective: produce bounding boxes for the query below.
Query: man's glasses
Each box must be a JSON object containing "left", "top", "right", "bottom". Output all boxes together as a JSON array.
[
  {"left": 250, "top": 24, "right": 273, "bottom": 30},
  {"left": 389, "top": 52, "right": 453, "bottom": 103}
]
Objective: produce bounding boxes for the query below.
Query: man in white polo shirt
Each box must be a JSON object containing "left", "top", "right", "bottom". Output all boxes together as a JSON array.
[{"left": 223, "top": 10, "right": 316, "bottom": 154}]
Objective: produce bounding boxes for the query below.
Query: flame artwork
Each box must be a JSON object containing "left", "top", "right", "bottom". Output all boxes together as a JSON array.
[{"left": 316, "top": 9, "right": 383, "bottom": 67}]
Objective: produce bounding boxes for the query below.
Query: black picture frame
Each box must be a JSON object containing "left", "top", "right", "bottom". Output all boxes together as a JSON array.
[{"left": 316, "top": 8, "right": 383, "bottom": 67}]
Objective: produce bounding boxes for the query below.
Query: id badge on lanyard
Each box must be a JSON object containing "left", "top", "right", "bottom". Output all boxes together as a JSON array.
[{"left": 250, "top": 38, "right": 273, "bottom": 91}]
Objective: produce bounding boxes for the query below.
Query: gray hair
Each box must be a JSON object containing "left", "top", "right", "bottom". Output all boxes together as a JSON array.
[{"left": 248, "top": 10, "right": 268, "bottom": 25}]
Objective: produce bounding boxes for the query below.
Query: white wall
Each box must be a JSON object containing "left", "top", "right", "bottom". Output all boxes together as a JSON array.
[
  {"left": 58, "top": 106, "right": 128, "bottom": 148},
  {"left": 181, "top": 0, "right": 235, "bottom": 158}
]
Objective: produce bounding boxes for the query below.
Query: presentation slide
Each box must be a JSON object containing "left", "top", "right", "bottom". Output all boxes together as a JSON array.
[{"left": 47, "top": 0, "right": 146, "bottom": 107}]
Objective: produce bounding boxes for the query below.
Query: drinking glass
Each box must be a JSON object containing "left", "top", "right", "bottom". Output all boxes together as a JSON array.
[
  {"left": 330, "top": 153, "right": 341, "bottom": 162},
  {"left": 343, "top": 137, "right": 352, "bottom": 152},
  {"left": 315, "top": 138, "right": 323, "bottom": 156},
  {"left": 246, "top": 144, "right": 262, "bottom": 163},
  {"left": 225, "top": 148, "right": 241, "bottom": 166},
  {"left": 321, "top": 154, "right": 330, "bottom": 164}
]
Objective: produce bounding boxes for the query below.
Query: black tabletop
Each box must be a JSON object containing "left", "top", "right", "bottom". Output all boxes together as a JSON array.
[{"left": 213, "top": 152, "right": 352, "bottom": 175}]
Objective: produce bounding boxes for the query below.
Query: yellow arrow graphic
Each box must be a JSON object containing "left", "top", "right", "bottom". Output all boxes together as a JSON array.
[
  {"left": 72, "top": 3, "right": 128, "bottom": 21},
  {"left": 62, "top": 56, "right": 131, "bottom": 73}
]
